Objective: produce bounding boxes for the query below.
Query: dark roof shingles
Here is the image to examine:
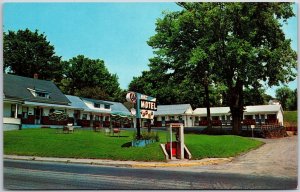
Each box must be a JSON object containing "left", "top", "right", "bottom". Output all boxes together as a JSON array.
[{"left": 4, "top": 74, "right": 70, "bottom": 105}]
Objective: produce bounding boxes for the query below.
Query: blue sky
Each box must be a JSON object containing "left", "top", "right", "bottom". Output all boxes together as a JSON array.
[{"left": 3, "top": 2, "right": 298, "bottom": 97}]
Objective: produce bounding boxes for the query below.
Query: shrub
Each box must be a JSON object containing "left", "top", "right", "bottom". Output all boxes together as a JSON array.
[{"left": 132, "top": 131, "right": 160, "bottom": 141}]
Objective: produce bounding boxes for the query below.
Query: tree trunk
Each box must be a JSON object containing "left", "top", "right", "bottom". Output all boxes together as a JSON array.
[
  {"left": 228, "top": 79, "right": 244, "bottom": 135},
  {"left": 204, "top": 84, "right": 212, "bottom": 131},
  {"left": 231, "top": 106, "right": 243, "bottom": 135},
  {"left": 136, "top": 118, "right": 141, "bottom": 140}
]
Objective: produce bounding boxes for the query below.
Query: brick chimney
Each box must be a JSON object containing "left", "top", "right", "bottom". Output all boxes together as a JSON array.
[{"left": 34, "top": 73, "right": 39, "bottom": 79}]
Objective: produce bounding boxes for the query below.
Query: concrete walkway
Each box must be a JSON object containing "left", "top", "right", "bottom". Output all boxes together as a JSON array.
[{"left": 4, "top": 135, "right": 297, "bottom": 178}]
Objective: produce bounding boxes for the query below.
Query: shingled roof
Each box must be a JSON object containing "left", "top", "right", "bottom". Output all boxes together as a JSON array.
[
  {"left": 155, "top": 104, "right": 192, "bottom": 115},
  {"left": 109, "top": 101, "right": 131, "bottom": 116},
  {"left": 66, "top": 95, "right": 131, "bottom": 115},
  {"left": 4, "top": 74, "right": 70, "bottom": 105}
]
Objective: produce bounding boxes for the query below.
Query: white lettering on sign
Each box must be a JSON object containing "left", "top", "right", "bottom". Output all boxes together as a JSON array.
[{"left": 140, "top": 100, "right": 157, "bottom": 111}]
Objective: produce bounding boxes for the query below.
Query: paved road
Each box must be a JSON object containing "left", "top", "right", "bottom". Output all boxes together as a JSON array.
[{"left": 4, "top": 159, "right": 297, "bottom": 190}]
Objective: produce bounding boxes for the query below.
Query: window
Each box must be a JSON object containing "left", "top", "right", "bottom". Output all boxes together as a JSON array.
[
  {"left": 11, "top": 104, "right": 16, "bottom": 117},
  {"left": 105, "top": 116, "right": 110, "bottom": 121},
  {"left": 244, "top": 115, "right": 253, "bottom": 120},
  {"left": 95, "top": 115, "right": 99, "bottom": 121},
  {"left": 82, "top": 114, "right": 87, "bottom": 120},
  {"left": 267, "top": 114, "right": 276, "bottom": 119},
  {"left": 221, "top": 115, "right": 226, "bottom": 121},
  {"left": 261, "top": 114, "right": 265, "bottom": 122},
  {"left": 161, "top": 116, "right": 165, "bottom": 121},
  {"left": 36, "top": 92, "right": 46, "bottom": 97},
  {"left": 255, "top": 114, "right": 260, "bottom": 122},
  {"left": 212, "top": 116, "right": 219, "bottom": 120},
  {"left": 94, "top": 103, "right": 100, "bottom": 108},
  {"left": 22, "top": 107, "right": 28, "bottom": 119},
  {"left": 200, "top": 117, "right": 207, "bottom": 121},
  {"left": 104, "top": 104, "right": 110, "bottom": 109},
  {"left": 170, "top": 116, "right": 175, "bottom": 120},
  {"left": 27, "top": 88, "right": 50, "bottom": 98}
]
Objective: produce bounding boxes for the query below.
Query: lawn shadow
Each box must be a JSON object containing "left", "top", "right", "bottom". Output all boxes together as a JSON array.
[
  {"left": 109, "top": 136, "right": 129, "bottom": 138},
  {"left": 121, "top": 142, "right": 132, "bottom": 148}
]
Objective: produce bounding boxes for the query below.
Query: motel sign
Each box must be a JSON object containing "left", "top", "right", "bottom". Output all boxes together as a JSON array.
[{"left": 126, "top": 92, "right": 157, "bottom": 119}]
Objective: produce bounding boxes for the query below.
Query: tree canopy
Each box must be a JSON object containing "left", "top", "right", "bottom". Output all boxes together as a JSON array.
[
  {"left": 3, "top": 28, "right": 62, "bottom": 82},
  {"left": 145, "top": 2, "right": 297, "bottom": 134},
  {"left": 276, "top": 87, "right": 297, "bottom": 111},
  {"left": 60, "top": 55, "right": 122, "bottom": 101}
]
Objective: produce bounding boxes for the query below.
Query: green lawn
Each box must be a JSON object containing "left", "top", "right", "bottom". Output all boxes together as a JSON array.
[
  {"left": 4, "top": 129, "right": 263, "bottom": 161},
  {"left": 284, "top": 111, "right": 297, "bottom": 124}
]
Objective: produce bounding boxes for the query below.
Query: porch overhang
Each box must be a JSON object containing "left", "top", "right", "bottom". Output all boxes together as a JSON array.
[{"left": 24, "top": 101, "right": 83, "bottom": 110}]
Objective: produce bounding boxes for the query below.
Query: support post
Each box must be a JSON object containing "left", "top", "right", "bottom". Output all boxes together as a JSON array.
[
  {"left": 180, "top": 124, "right": 184, "bottom": 159},
  {"left": 136, "top": 118, "right": 141, "bottom": 140},
  {"left": 170, "top": 124, "right": 172, "bottom": 159},
  {"left": 110, "top": 115, "right": 112, "bottom": 134},
  {"left": 15, "top": 104, "right": 18, "bottom": 119}
]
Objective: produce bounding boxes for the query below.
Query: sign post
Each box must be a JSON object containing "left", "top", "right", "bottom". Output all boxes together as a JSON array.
[
  {"left": 126, "top": 92, "right": 157, "bottom": 139},
  {"left": 251, "top": 125, "right": 255, "bottom": 138}
]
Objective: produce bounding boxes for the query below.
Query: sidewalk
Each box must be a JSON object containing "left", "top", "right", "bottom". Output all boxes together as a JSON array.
[{"left": 4, "top": 154, "right": 233, "bottom": 168}]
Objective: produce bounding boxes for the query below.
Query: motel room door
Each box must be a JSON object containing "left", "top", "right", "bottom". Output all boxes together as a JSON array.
[{"left": 34, "top": 108, "right": 43, "bottom": 124}]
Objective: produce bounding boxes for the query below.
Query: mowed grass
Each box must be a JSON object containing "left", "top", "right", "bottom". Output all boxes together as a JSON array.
[
  {"left": 284, "top": 111, "right": 297, "bottom": 124},
  {"left": 185, "top": 135, "right": 263, "bottom": 159},
  {"left": 4, "top": 129, "right": 263, "bottom": 161}
]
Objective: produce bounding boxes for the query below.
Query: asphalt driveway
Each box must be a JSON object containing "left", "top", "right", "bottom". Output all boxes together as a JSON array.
[{"left": 158, "top": 136, "right": 298, "bottom": 179}]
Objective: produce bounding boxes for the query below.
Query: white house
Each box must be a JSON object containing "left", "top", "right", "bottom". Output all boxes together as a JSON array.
[
  {"left": 3, "top": 74, "right": 78, "bottom": 130},
  {"left": 193, "top": 104, "right": 284, "bottom": 126}
]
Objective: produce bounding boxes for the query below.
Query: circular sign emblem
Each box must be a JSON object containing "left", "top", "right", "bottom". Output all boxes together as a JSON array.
[{"left": 126, "top": 92, "right": 137, "bottom": 103}]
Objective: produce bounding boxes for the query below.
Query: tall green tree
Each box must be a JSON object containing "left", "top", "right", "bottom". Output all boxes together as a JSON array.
[
  {"left": 3, "top": 28, "right": 62, "bottom": 82},
  {"left": 148, "top": 2, "right": 297, "bottom": 134},
  {"left": 61, "top": 55, "right": 122, "bottom": 101},
  {"left": 289, "top": 88, "right": 297, "bottom": 111},
  {"left": 275, "top": 86, "right": 296, "bottom": 110}
]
